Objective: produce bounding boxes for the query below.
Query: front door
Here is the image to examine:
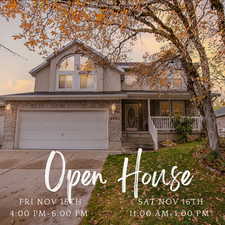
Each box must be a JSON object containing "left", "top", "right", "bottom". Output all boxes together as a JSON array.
[
  {"left": 123, "top": 101, "right": 149, "bottom": 132},
  {"left": 125, "top": 104, "right": 139, "bottom": 131}
]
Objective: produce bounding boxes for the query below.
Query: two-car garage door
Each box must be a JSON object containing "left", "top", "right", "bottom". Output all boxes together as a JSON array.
[{"left": 17, "top": 110, "right": 108, "bottom": 150}]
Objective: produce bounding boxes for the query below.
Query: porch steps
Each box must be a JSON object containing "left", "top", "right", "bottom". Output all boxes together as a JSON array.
[
  {"left": 122, "top": 132, "right": 154, "bottom": 152},
  {"left": 122, "top": 143, "right": 154, "bottom": 152}
]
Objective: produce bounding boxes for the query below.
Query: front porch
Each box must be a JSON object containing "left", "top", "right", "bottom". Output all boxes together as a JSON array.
[{"left": 122, "top": 99, "right": 202, "bottom": 150}]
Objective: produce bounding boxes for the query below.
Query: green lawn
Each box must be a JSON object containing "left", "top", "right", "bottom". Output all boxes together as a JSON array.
[{"left": 81, "top": 142, "right": 225, "bottom": 225}]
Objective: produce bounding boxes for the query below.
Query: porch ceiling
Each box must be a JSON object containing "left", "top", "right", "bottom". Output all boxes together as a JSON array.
[{"left": 126, "top": 91, "right": 190, "bottom": 100}]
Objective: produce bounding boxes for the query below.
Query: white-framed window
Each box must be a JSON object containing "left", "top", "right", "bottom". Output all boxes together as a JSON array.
[
  {"left": 79, "top": 56, "right": 96, "bottom": 89},
  {"left": 56, "top": 54, "right": 96, "bottom": 91},
  {"left": 124, "top": 74, "right": 137, "bottom": 86},
  {"left": 59, "top": 74, "right": 73, "bottom": 88},
  {"left": 171, "top": 72, "right": 183, "bottom": 89},
  {"left": 150, "top": 72, "right": 183, "bottom": 90}
]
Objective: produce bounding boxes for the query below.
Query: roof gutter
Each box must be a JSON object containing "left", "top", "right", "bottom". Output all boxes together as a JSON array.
[
  {"left": 127, "top": 92, "right": 191, "bottom": 99},
  {"left": 3, "top": 94, "right": 128, "bottom": 101}
]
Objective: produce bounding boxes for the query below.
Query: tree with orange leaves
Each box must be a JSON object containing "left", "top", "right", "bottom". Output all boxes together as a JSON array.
[{"left": 0, "top": 0, "right": 224, "bottom": 153}]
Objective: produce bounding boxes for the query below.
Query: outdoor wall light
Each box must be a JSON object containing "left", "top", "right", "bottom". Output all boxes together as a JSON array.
[
  {"left": 111, "top": 104, "right": 117, "bottom": 114},
  {"left": 6, "top": 104, "right": 11, "bottom": 111}
]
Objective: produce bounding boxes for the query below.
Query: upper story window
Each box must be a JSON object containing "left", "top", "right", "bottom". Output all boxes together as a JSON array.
[
  {"left": 124, "top": 74, "right": 137, "bottom": 86},
  {"left": 173, "top": 73, "right": 183, "bottom": 89},
  {"left": 79, "top": 56, "right": 96, "bottom": 89},
  {"left": 59, "top": 75, "right": 72, "bottom": 88},
  {"left": 123, "top": 70, "right": 184, "bottom": 91},
  {"left": 56, "top": 55, "right": 96, "bottom": 91},
  {"left": 59, "top": 56, "right": 75, "bottom": 71},
  {"left": 154, "top": 72, "right": 183, "bottom": 90}
]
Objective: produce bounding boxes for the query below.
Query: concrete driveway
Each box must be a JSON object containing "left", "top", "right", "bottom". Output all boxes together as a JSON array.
[{"left": 0, "top": 150, "right": 109, "bottom": 225}]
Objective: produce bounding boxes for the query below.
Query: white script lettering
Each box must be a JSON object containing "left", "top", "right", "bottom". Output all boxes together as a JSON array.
[
  {"left": 118, "top": 148, "right": 193, "bottom": 198},
  {"left": 45, "top": 151, "right": 107, "bottom": 204}
]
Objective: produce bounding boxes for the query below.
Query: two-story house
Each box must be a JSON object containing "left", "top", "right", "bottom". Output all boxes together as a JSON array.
[{"left": 0, "top": 40, "right": 202, "bottom": 151}]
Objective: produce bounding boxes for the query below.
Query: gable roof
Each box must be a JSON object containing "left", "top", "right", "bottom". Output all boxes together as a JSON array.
[
  {"left": 215, "top": 107, "right": 225, "bottom": 118},
  {"left": 30, "top": 40, "right": 123, "bottom": 76}
]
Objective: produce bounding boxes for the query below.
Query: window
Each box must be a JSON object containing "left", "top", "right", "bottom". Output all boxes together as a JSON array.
[
  {"left": 172, "top": 101, "right": 185, "bottom": 115},
  {"left": 79, "top": 56, "right": 96, "bottom": 89},
  {"left": 173, "top": 78, "right": 182, "bottom": 89},
  {"left": 160, "top": 77, "right": 169, "bottom": 89},
  {"left": 159, "top": 101, "right": 185, "bottom": 116},
  {"left": 157, "top": 72, "right": 183, "bottom": 90},
  {"left": 80, "top": 74, "right": 95, "bottom": 89},
  {"left": 59, "top": 75, "right": 72, "bottom": 88},
  {"left": 125, "top": 74, "right": 137, "bottom": 86},
  {"left": 80, "top": 56, "right": 95, "bottom": 72},
  {"left": 173, "top": 72, "right": 183, "bottom": 89},
  {"left": 56, "top": 54, "right": 96, "bottom": 90},
  {"left": 58, "top": 56, "right": 75, "bottom": 71},
  {"left": 160, "top": 101, "right": 170, "bottom": 116},
  {"left": 57, "top": 55, "right": 76, "bottom": 90}
]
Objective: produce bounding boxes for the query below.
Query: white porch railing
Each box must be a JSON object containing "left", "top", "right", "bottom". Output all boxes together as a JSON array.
[
  {"left": 148, "top": 100, "right": 158, "bottom": 150},
  {"left": 151, "top": 116, "right": 202, "bottom": 131},
  {"left": 148, "top": 117, "right": 158, "bottom": 150}
]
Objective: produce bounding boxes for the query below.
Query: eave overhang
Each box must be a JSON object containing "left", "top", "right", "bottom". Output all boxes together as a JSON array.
[
  {"left": 3, "top": 94, "right": 128, "bottom": 101},
  {"left": 2, "top": 91, "right": 191, "bottom": 102}
]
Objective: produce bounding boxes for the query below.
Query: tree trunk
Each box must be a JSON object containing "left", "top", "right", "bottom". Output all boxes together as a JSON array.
[
  {"left": 202, "top": 96, "right": 220, "bottom": 152},
  {"left": 180, "top": 57, "right": 220, "bottom": 152}
]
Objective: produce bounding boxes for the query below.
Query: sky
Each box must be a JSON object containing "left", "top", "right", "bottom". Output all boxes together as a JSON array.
[{"left": 0, "top": 17, "right": 162, "bottom": 95}]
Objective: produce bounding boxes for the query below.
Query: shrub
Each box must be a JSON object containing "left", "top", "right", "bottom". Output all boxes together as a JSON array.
[{"left": 172, "top": 116, "right": 194, "bottom": 143}]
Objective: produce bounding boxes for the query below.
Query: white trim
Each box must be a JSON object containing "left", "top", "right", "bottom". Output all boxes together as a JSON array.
[
  {"left": 4, "top": 94, "right": 127, "bottom": 101},
  {"left": 15, "top": 108, "right": 109, "bottom": 150}
]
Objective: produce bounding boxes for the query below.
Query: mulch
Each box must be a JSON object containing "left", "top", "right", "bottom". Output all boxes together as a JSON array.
[{"left": 193, "top": 144, "right": 225, "bottom": 176}]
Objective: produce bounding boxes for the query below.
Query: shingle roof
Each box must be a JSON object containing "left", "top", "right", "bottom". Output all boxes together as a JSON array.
[{"left": 215, "top": 107, "right": 225, "bottom": 118}]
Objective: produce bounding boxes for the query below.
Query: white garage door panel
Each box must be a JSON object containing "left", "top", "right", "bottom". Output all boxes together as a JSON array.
[{"left": 18, "top": 111, "right": 108, "bottom": 149}]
